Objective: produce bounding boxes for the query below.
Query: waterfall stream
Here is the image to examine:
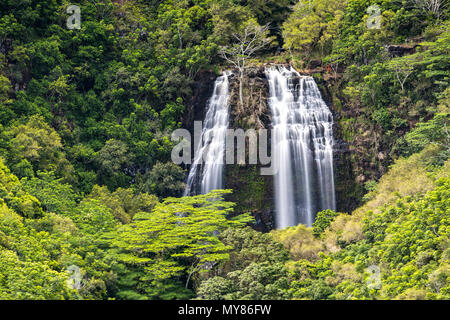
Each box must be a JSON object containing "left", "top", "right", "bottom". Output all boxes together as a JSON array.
[
  {"left": 266, "top": 66, "right": 336, "bottom": 228},
  {"left": 184, "top": 72, "right": 230, "bottom": 196}
]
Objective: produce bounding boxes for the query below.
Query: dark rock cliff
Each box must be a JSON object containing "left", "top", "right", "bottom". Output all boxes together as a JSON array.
[
  {"left": 183, "top": 70, "right": 217, "bottom": 132},
  {"left": 225, "top": 66, "right": 274, "bottom": 232}
]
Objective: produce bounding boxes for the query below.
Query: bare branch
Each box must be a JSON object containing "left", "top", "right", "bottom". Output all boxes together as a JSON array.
[
  {"left": 219, "top": 23, "right": 272, "bottom": 105},
  {"left": 412, "top": 0, "right": 446, "bottom": 19}
]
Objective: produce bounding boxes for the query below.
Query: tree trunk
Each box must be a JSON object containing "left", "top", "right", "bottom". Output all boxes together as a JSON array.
[{"left": 239, "top": 75, "right": 243, "bottom": 106}]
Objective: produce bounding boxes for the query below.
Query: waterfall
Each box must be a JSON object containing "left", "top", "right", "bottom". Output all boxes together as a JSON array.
[
  {"left": 266, "top": 66, "right": 336, "bottom": 228},
  {"left": 184, "top": 72, "right": 230, "bottom": 196}
]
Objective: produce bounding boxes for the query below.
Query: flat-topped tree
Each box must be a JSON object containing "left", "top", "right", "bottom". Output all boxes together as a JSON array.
[{"left": 109, "top": 190, "right": 254, "bottom": 299}]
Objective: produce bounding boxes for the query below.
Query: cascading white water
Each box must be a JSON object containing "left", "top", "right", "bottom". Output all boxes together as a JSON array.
[
  {"left": 184, "top": 72, "right": 230, "bottom": 196},
  {"left": 266, "top": 66, "right": 336, "bottom": 228}
]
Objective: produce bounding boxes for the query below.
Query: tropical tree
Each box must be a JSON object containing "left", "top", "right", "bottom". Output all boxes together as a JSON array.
[
  {"left": 109, "top": 190, "right": 253, "bottom": 299},
  {"left": 282, "top": 0, "right": 347, "bottom": 55}
]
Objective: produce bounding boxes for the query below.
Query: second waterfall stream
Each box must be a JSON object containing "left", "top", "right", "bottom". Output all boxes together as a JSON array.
[
  {"left": 184, "top": 71, "right": 230, "bottom": 196},
  {"left": 266, "top": 66, "right": 336, "bottom": 228}
]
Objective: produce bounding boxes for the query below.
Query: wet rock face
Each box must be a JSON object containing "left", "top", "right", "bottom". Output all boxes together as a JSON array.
[
  {"left": 183, "top": 70, "right": 217, "bottom": 131},
  {"left": 308, "top": 59, "right": 322, "bottom": 69},
  {"left": 333, "top": 139, "right": 361, "bottom": 213},
  {"left": 384, "top": 44, "right": 417, "bottom": 57},
  {"left": 225, "top": 165, "right": 275, "bottom": 232},
  {"left": 226, "top": 66, "right": 275, "bottom": 232},
  {"left": 228, "top": 66, "right": 271, "bottom": 130}
]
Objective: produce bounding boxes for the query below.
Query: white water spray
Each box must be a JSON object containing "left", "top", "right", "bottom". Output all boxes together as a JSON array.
[{"left": 266, "top": 66, "right": 336, "bottom": 228}]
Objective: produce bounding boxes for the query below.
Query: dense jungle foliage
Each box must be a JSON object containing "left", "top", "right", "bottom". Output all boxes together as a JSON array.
[{"left": 0, "top": 0, "right": 448, "bottom": 299}]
